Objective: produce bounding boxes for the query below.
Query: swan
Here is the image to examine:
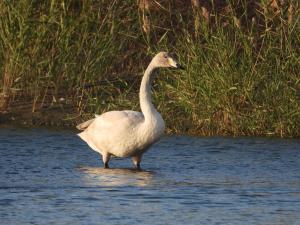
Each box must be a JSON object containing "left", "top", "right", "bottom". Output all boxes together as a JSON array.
[{"left": 76, "top": 52, "right": 183, "bottom": 169}]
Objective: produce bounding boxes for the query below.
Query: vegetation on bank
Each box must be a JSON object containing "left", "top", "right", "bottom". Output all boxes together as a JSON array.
[{"left": 0, "top": 0, "right": 299, "bottom": 137}]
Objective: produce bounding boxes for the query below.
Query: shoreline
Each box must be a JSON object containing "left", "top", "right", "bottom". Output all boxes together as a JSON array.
[{"left": 1, "top": 109, "right": 298, "bottom": 138}]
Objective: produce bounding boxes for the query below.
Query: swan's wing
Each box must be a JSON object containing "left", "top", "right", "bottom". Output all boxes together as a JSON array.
[
  {"left": 95, "top": 110, "right": 144, "bottom": 129},
  {"left": 123, "top": 110, "right": 144, "bottom": 121},
  {"left": 76, "top": 111, "right": 144, "bottom": 131}
]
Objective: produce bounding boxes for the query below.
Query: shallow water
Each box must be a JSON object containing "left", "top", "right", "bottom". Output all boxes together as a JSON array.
[{"left": 0, "top": 128, "right": 299, "bottom": 225}]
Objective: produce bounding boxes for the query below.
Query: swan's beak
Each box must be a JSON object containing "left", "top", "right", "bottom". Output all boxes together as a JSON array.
[{"left": 169, "top": 58, "right": 185, "bottom": 70}]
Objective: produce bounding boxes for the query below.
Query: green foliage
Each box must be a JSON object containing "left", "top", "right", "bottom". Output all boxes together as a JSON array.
[{"left": 0, "top": 0, "right": 299, "bottom": 137}]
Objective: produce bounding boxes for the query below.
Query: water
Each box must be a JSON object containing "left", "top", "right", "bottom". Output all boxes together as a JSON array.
[{"left": 0, "top": 128, "right": 299, "bottom": 225}]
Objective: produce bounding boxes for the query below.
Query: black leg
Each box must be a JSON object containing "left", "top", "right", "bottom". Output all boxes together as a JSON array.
[
  {"left": 132, "top": 155, "right": 142, "bottom": 170},
  {"left": 136, "top": 163, "right": 141, "bottom": 170},
  {"left": 104, "top": 162, "right": 109, "bottom": 169},
  {"left": 102, "top": 153, "right": 111, "bottom": 169}
]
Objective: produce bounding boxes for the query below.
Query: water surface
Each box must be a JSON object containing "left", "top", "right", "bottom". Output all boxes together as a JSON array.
[{"left": 0, "top": 128, "right": 299, "bottom": 224}]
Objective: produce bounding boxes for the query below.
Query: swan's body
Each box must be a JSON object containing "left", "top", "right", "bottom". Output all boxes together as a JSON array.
[
  {"left": 78, "top": 110, "right": 164, "bottom": 157},
  {"left": 77, "top": 52, "right": 182, "bottom": 169}
]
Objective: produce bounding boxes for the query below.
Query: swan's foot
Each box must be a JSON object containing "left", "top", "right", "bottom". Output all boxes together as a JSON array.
[
  {"left": 132, "top": 155, "right": 143, "bottom": 170},
  {"left": 102, "top": 153, "right": 111, "bottom": 169}
]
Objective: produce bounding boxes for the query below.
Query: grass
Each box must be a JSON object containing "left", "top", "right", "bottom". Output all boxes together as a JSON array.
[{"left": 0, "top": 0, "right": 299, "bottom": 137}]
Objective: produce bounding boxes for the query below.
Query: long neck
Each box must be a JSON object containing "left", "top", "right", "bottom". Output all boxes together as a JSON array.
[{"left": 139, "top": 62, "right": 157, "bottom": 121}]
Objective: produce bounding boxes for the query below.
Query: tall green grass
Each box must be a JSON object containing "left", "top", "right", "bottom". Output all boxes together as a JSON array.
[{"left": 0, "top": 0, "right": 299, "bottom": 137}]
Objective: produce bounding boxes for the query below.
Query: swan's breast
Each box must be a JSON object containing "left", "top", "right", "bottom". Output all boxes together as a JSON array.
[{"left": 137, "top": 112, "right": 165, "bottom": 148}]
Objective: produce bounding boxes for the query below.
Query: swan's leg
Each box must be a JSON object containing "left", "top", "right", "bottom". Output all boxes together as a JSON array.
[
  {"left": 132, "top": 154, "right": 143, "bottom": 170},
  {"left": 102, "top": 152, "right": 111, "bottom": 169}
]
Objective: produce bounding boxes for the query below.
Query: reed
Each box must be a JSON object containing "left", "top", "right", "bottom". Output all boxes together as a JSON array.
[{"left": 0, "top": 0, "right": 299, "bottom": 137}]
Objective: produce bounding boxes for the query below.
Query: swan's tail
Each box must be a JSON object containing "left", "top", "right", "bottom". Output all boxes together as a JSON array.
[{"left": 76, "top": 118, "right": 95, "bottom": 131}]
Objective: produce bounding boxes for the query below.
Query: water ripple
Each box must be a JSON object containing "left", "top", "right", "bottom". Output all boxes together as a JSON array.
[{"left": 0, "top": 128, "right": 300, "bottom": 225}]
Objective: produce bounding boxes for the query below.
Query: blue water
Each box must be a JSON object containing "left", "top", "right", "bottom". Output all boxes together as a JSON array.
[{"left": 0, "top": 127, "right": 299, "bottom": 225}]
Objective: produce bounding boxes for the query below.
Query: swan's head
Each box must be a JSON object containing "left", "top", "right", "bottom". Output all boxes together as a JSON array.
[{"left": 152, "top": 52, "right": 184, "bottom": 69}]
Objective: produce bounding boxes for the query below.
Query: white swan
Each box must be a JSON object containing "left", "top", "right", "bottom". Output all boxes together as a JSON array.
[{"left": 77, "top": 52, "right": 183, "bottom": 169}]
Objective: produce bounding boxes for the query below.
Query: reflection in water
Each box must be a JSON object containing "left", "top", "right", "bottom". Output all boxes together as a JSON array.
[{"left": 78, "top": 167, "right": 154, "bottom": 187}]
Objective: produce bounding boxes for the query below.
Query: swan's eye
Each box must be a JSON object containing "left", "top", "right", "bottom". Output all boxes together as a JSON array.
[{"left": 164, "top": 55, "right": 168, "bottom": 59}]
